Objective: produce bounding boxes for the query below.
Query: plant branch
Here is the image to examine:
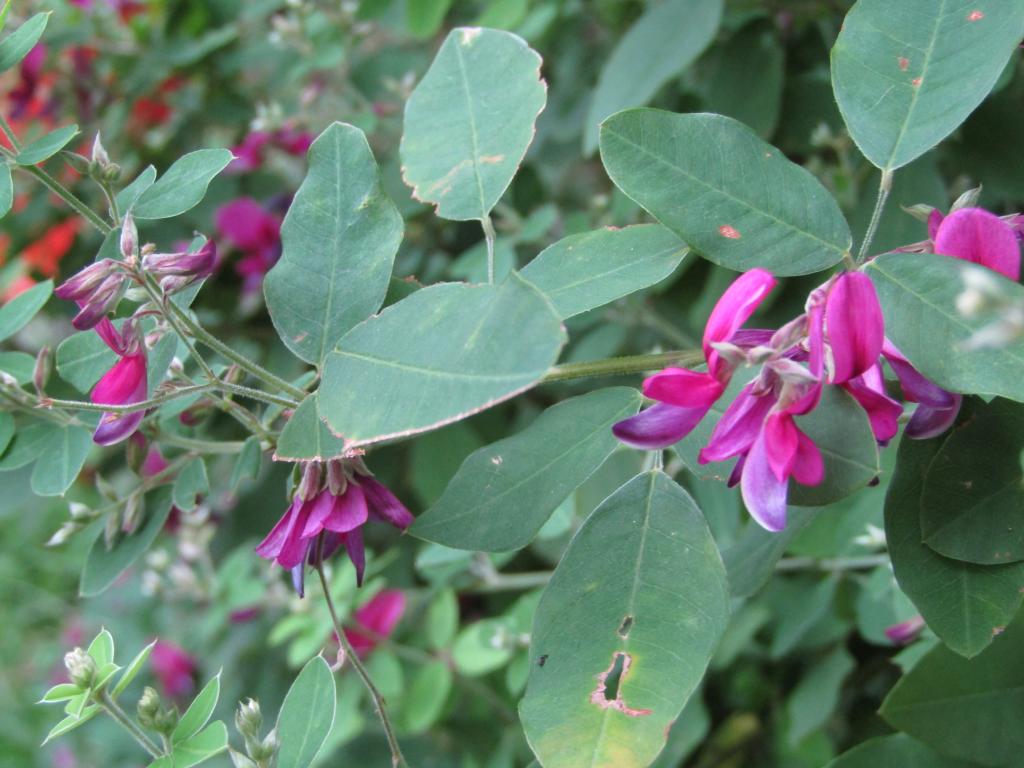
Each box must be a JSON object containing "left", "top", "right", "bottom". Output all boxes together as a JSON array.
[
  {"left": 857, "top": 169, "right": 894, "bottom": 263},
  {"left": 41, "top": 384, "right": 212, "bottom": 415},
  {"left": 0, "top": 114, "right": 22, "bottom": 150},
  {"left": 482, "top": 214, "right": 497, "bottom": 285},
  {"left": 541, "top": 350, "right": 703, "bottom": 384},
  {"left": 774, "top": 554, "right": 890, "bottom": 572},
  {"left": 97, "top": 690, "right": 163, "bottom": 759}
]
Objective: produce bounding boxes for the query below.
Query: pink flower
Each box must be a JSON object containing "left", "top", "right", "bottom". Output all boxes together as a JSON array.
[
  {"left": 150, "top": 641, "right": 196, "bottom": 699},
  {"left": 613, "top": 268, "right": 777, "bottom": 449},
  {"left": 90, "top": 319, "right": 147, "bottom": 446},
  {"left": 229, "top": 127, "right": 314, "bottom": 172},
  {"left": 214, "top": 198, "right": 282, "bottom": 297},
  {"left": 885, "top": 615, "right": 926, "bottom": 646},
  {"left": 142, "top": 240, "right": 217, "bottom": 293},
  {"left": 343, "top": 590, "right": 406, "bottom": 657},
  {"left": 823, "top": 272, "right": 884, "bottom": 385},
  {"left": 930, "top": 207, "right": 1021, "bottom": 281}
]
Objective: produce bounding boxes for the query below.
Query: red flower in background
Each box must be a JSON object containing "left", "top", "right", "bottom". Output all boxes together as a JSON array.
[
  {"left": 150, "top": 641, "right": 197, "bottom": 699},
  {"left": 343, "top": 590, "right": 407, "bottom": 658}
]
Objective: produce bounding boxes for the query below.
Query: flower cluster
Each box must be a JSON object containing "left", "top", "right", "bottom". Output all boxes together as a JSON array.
[
  {"left": 255, "top": 459, "right": 414, "bottom": 592},
  {"left": 230, "top": 127, "right": 313, "bottom": 173},
  {"left": 615, "top": 206, "right": 1022, "bottom": 531}
]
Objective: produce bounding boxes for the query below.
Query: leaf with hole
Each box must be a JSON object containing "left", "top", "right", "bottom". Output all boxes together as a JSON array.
[
  {"left": 400, "top": 27, "right": 546, "bottom": 221},
  {"left": 265, "top": 123, "right": 403, "bottom": 366},
  {"left": 413, "top": 388, "right": 642, "bottom": 551},
  {"left": 520, "top": 471, "right": 729, "bottom": 768},
  {"left": 831, "top": 0, "right": 1024, "bottom": 170},
  {"left": 600, "top": 110, "right": 851, "bottom": 275}
]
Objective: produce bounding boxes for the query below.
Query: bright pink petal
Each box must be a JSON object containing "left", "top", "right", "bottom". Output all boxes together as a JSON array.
[
  {"left": 934, "top": 207, "right": 1021, "bottom": 281},
  {"left": 324, "top": 483, "right": 370, "bottom": 533},
  {"left": 927, "top": 209, "right": 944, "bottom": 241},
  {"left": 344, "top": 590, "right": 406, "bottom": 657},
  {"left": 704, "top": 268, "right": 776, "bottom": 379},
  {"left": 613, "top": 402, "right": 711, "bottom": 450},
  {"left": 150, "top": 641, "right": 196, "bottom": 699},
  {"left": 642, "top": 368, "right": 723, "bottom": 408},
  {"left": 256, "top": 497, "right": 309, "bottom": 567},
  {"left": 699, "top": 383, "right": 774, "bottom": 464},
  {"left": 791, "top": 429, "right": 824, "bottom": 486},
  {"left": 91, "top": 353, "right": 147, "bottom": 405},
  {"left": 763, "top": 412, "right": 798, "bottom": 481},
  {"left": 215, "top": 198, "right": 281, "bottom": 251},
  {"left": 740, "top": 431, "right": 789, "bottom": 532},
  {"left": 94, "top": 317, "right": 126, "bottom": 354},
  {"left": 826, "top": 272, "right": 885, "bottom": 384},
  {"left": 843, "top": 366, "right": 903, "bottom": 443}
]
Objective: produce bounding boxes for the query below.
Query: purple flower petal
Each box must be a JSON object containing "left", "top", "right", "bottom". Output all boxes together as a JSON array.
[
  {"left": 791, "top": 429, "right": 824, "bottom": 486},
  {"left": 300, "top": 490, "right": 336, "bottom": 539},
  {"left": 826, "top": 272, "right": 885, "bottom": 384},
  {"left": 704, "top": 268, "right": 776, "bottom": 379},
  {"left": 843, "top": 366, "right": 903, "bottom": 443},
  {"left": 324, "top": 483, "right": 370, "bottom": 533},
  {"left": 93, "top": 410, "right": 145, "bottom": 446},
  {"left": 360, "top": 477, "right": 414, "bottom": 529},
  {"left": 613, "top": 402, "right": 711, "bottom": 450},
  {"left": 763, "top": 412, "right": 798, "bottom": 482},
  {"left": 905, "top": 395, "right": 962, "bottom": 440},
  {"left": 255, "top": 497, "right": 304, "bottom": 561},
  {"left": 740, "top": 431, "right": 789, "bottom": 532},
  {"left": 699, "top": 383, "right": 774, "bottom": 464},
  {"left": 642, "top": 367, "right": 723, "bottom": 408},
  {"left": 933, "top": 207, "right": 1021, "bottom": 281},
  {"left": 343, "top": 529, "right": 366, "bottom": 586}
]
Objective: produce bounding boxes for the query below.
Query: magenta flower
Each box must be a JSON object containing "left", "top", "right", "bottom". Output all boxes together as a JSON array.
[
  {"left": 884, "top": 615, "right": 926, "bottom": 646},
  {"left": 343, "top": 590, "right": 407, "bottom": 657},
  {"left": 930, "top": 207, "right": 1021, "bottom": 281},
  {"left": 256, "top": 461, "right": 414, "bottom": 591},
  {"left": 229, "top": 127, "right": 314, "bottom": 173},
  {"left": 214, "top": 198, "right": 282, "bottom": 297},
  {"left": 882, "top": 341, "right": 962, "bottom": 439},
  {"left": 142, "top": 240, "right": 217, "bottom": 293},
  {"left": 150, "top": 641, "right": 196, "bottom": 699},
  {"left": 90, "top": 319, "right": 147, "bottom": 446},
  {"left": 55, "top": 259, "right": 127, "bottom": 331},
  {"left": 613, "top": 268, "right": 777, "bottom": 449}
]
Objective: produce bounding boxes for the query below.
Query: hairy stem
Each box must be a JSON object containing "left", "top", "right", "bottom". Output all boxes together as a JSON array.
[
  {"left": 140, "top": 274, "right": 219, "bottom": 383},
  {"left": 541, "top": 350, "right": 703, "bottom": 384},
  {"left": 42, "top": 384, "right": 212, "bottom": 415},
  {"left": 97, "top": 690, "right": 163, "bottom": 759},
  {"left": 857, "top": 169, "right": 894, "bottom": 263},
  {"left": 315, "top": 557, "right": 409, "bottom": 768}
]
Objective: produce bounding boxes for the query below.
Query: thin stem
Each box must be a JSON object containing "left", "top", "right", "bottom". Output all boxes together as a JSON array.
[
  {"left": 482, "top": 214, "right": 497, "bottom": 285},
  {"left": 775, "top": 553, "right": 889, "bottom": 573},
  {"left": 4, "top": 150, "right": 112, "bottom": 236},
  {"left": 42, "top": 384, "right": 212, "bottom": 414},
  {"left": 140, "top": 274, "right": 219, "bottom": 383},
  {"left": 315, "top": 557, "right": 409, "bottom": 768},
  {"left": 541, "top": 350, "right": 703, "bottom": 384},
  {"left": 164, "top": 300, "right": 306, "bottom": 400},
  {"left": 857, "top": 169, "right": 894, "bottom": 264},
  {"left": 97, "top": 690, "right": 163, "bottom": 759},
  {"left": 217, "top": 381, "right": 299, "bottom": 410},
  {"left": 0, "top": 114, "right": 22, "bottom": 151}
]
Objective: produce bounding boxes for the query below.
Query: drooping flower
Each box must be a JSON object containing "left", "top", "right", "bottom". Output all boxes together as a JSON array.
[
  {"left": 90, "top": 318, "right": 148, "bottom": 446},
  {"left": 343, "top": 590, "right": 407, "bottom": 657},
  {"left": 613, "top": 268, "right": 777, "bottom": 449},
  {"left": 150, "top": 641, "right": 196, "bottom": 699},
  {"left": 256, "top": 460, "right": 414, "bottom": 592},
  {"left": 214, "top": 198, "right": 283, "bottom": 299}
]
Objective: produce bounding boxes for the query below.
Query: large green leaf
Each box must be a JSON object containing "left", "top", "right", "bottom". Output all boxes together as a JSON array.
[
  {"left": 831, "top": 0, "right": 1024, "bottom": 170},
  {"left": 275, "top": 656, "right": 336, "bottom": 768},
  {"left": 30, "top": 424, "right": 92, "bottom": 497},
  {"left": 400, "top": 27, "right": 546, "bottom": 221},
  {"left": 80, "top": 487, "right": 173, "bottom": 597},
  {"left": 520, "top": 472, "right": 729, "bottom": 768},
  {"left": 0, "top": 12, "right": 48, "bottom": 72},
  {"left": 265, "top": 123, "right": 403, "bottom": 365},
  {"left": 15, "top": 124, "right": 79, "bottom": 165},
  {"left": 867, "top": 253, "right": 1024, "bottom": 401},
  {"left": 583, "top": 0, "right": 723, "bottom": 153},
  {"left": 600, "top": 110, "right": 851, "bottom": 275},
  {"left": 0, "top": 279, "right": 52, "bottom": 342},
  {"left": 879, "top": 615, "right": 1024, "bottom": 766},
  {"left": 920, "top": 398, "right": 1024, "bottom": 564},
  {"left": 521, "top": 225, "right": 687, "bottom": 319},
  {"left": 132, "top": 149, "right": 233, "bottom": 220},
  {"left": 826, "top": 734, "right": 981, "bottom": 768},
  {"left": 274, "top": 395, "right": 346, "bottom": 462},
  {"left": 885, "top": 435, "right": 1024, "bottom": 657},
  {"left": 320, "top": 273, "right": 566, "bottom": 449},
  {"left": 412, "top": 388, "right": 642, "bottom": 551}
]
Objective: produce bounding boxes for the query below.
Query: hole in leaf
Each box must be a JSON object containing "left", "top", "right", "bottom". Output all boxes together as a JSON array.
[
  {"left": 617, "top": 615, "right": 633, "bottom": 638},
  {"left": 602, "top": 652, "right": 628, "bottom": 701}
]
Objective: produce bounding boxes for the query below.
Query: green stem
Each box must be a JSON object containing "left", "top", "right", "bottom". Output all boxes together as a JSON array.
[
  {"left": 482, "top": 214, "right": 497, "bottom": 285},
  {"left": 164, "top": 301, "right": 306, "bottom": 400},
  {"left": 217, "top": 381, "right": 299, "bottom": 410},
  {"left": 857, "top": 169, "right": 894, "bottom": 264},
  {"left": 315, "top": 556, "right": 409, "bottom": 768},
  {"left": 0, "top": 114, "right": 22, "bottom": 151},
  {"left": 775, "top": 554, "right": 889, "bottom": 572},
  {"left": 42, "top": 384, "right": 212, "bottom": 415},
  {"left": 541, "top": 350, "right": 703, "bottom": 384},
  {"left": 3, "top": 148, "right": 112, "bottom": 236},
  {"left": 97, "top": 690, "right": 163, "bottom": 759},
  {"left": 140, "top": 274, "right": 219, "bottom": 383}
]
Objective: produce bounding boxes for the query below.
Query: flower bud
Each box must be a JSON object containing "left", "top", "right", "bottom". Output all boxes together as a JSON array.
[
  {"left": 91, "top": 133, "right": 110, "bottom": 167},
  {"left": 252, "top": 728, "right": 279, "bottom": 762},
  {"left": 70, "top": 273, "right": 127, "bottom": 330},
  {"left": 235, "top": 698, "right": 262, "bottom": 742},
  {"left": 102, "top": 163, "right": 122, "bottom": 183},
  {"left": 64, "top": 648, "right": 97, "bottom": 689},
  {"left": 120, "top": 213, "right": 139, "bottom": 262},
  {"left": 296, "top": 462, "right": 322, "bottom": 501},
  {"left": 326, "top": 460, "right": 348, "bottom": 496},
  {"left": 900, "top": 203, "right": 935, "bottom": 223},
  {"left": 46, "top": 522, "right": 82, "bottom": 547},
  {"left": 104, "top": 509, "right": 120, "bottom": 549},
  {"left": 122, "top": 494, "right": 144, "bottom": 534},
  {"left": 154, "top": 704, "right": 180, "bottom": 736},
  {"left": 32, "top": 346, "right": 51, "bottom": 396},
  {"left": 950, "top": 185, "right": 983, "bottom": 213},
  {"left": 54, "top": 259, "right": 119, "bottom": 303},
  {"left": 137, "top": 687, "right": 162, "bottom": 730},
  {"left": 0, "top": 371, "right": 17, "bottom": 388},
  {"left": 69, "top": 501, "right": 95, "bottom": 521}
]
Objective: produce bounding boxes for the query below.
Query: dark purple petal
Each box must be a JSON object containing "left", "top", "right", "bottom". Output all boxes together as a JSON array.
[
  {"left": 300, "top": 490, "right": 336, "bottom": 539},
  {"left": 291, "top": 561, "right": 306, "bottom": 598},
  {"left": 255, "top": 497, "right": 304, "bottom": 561},
  {"left": 885, "top": 615, "right": 925, "bottom": 645},
  {"left": 343, "top": 529, "right": 366, "bottom": 587},
  {"left": 93, "top": 410, "right": 145, "bottom": 446},
  {"left": 613, "top": 402, "right": 711, "bottom": 450},
  {"left": 905, "top": 395, "right": 962, "bottom": 440},
  {"left": 360, "top": 477, "right": 414, "bottom": 529},
  {"left": 882, "top": 341, "right": 958, "bottom": 408}
]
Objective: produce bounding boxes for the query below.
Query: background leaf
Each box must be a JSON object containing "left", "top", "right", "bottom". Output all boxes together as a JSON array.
[
  {"left": 0, "top": 280, "right": 52, "bottom": 343},
  {"left": 826, "top": 734, "right": 982, "bottom": 767},
  {"left": 400, "top": 27, "right": 546, "bottom": 221},
  {"left": 173, "top": 674, "right": 220, "bottom": 744},
  {"left": 274, "top": 395, "right": 346, "bottom": 461},
  {"left": 29, "top": 424, "right": 91, "bottom": 497},
  {"left": 265, "top": 122, "right": 403, "bottom": 365},
  {"left": 275, "top": 655, "right": 336, "bottom": 768},
  {"left": 600, "top": 110, "right": 851, "bottom": 275}
]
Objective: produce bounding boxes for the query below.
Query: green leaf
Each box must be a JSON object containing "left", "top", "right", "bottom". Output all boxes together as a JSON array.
[
  {"left": 229, "top": 435, "right": 262, "bottom": 491},
  {"left": 425, "top": 589, "right": 459, "bottom": 650},
  {"left": 723, "top": 508, "right": 817, "bottom": 598},
  {"left": 274, "top": 394, "right": 346, "bottom": 462},
  {"left": 786, "top": 646, "right": 854, "bottom": 745},
  {"left": 0, "top": 162, "right": 12, "bottom": 218},
  {"left": 172, "top": 458, "right": 208, "bottom": 512},
  {"left": 867, "top": 253, "right": 1024, "bottom": 401},
  {"left": 453, "top": 618, "right": 516, "bottom": 676},
  {"left": 87, "top": 628, "right": 115, "bottom": 667},
  {"left": 583, "top": 0, "right": 723, "bottom": 153},
  {"left": 0, "top": 279, "right": 51, "bottom": 342},
  {"left": 41, "top": 705, "right": 100, "bottom": 745},
  {"left": 30, "top": 424, "right": 92, "bottom": 496},
  {"left": 885, "top": 435, "right": 1024, "bottom": 657},
  {"left": 826, "top": 734, "right": 981, "bottom": 767},
  {"left": 600, "top": 110, "right": 851, "bottom": 275},
  {"left": 132, "top": 149, "right": 233, "bottom": 220},
  {"left": 520, "top": 471, "right": 729, "bottom": 768},
  {"left": 173, "top": 673, "right": 220, "bottom": 744},
  {"left": 0, "top": 421, "right": 56, "bottom": 470},
  {"left": 412, "top": 388, "right": 642, "bottom": 551},
  {"left": 115, "top": 165, "right": 156, "bottom": 212},
  {"left": 111, "top": 640, "right": 156, "bottom": 698},
  {"left": 831, "top": 0, "right": 1024, "bottom": 170},
  {"left": 170, "top": 721, "right": 229, "bottom": 768},
  {"left": 0, "top": 411, "right": 15, "bottom": 456},
  {"left": 275, "top": 656, "right": 336, "bottom": 768},
  {"left": 40, "top": 683, "right": 83, "bottom": 703},
  {"left": 265, "top": 123, "right": 403, "bottom": 366},
  {"left": 56, "top": 330, "right": 117, "bottom": 392},
  {"left": 521, "top": 225, "right": 687, "bottom": 319},
  {"left": 789, "top": 386, "right": 880, "bottom": 506},
  {"left": 398, "top": 660, "right": 452, "bottom": 734},
  {"left": 0, "top": 350, "right": 34, "bottom": 384},
  {"left": 320, "top": 273, "right": 566, "bottom": 449},
  {"left": 920, "top": 398, "right": 1024, "bottom": 564},
  {"left": 400, "top": 27, "right": 546, "bottom": 221},
  {"left": 0, "top": 12, "right": 48, "bottom": 73},
  {"left": 0, "top": 0, "right": 11, "bottom": 33},
  {"left": 15, "top": 125, "right": 79, "bottom": 165},
  {"left": 80, "top": 486, "right": 173, "bottom": 597},
  {"left": 879, "top": 615, "right": 1024, "bottom": 766},
  {"left": 406, "top": 0, "right": 451, "bottom": 37}
]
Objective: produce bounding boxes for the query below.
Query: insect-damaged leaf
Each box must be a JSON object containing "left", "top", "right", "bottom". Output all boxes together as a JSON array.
[
  {"left": 831, "top": 0, "right": 1024, "bottom": 170},
  {"left": 520, "top": 472, "right": 729, "bottom": 768},
  {"left": 400, "top": 27, "right": 546, "bottom": 221},
  {"left": 265, "top": 122, "right": 403, "bottom": 366}
]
